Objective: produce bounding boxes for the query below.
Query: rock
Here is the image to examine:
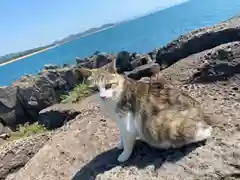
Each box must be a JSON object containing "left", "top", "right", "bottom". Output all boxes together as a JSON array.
[
  {"left": 9, "top": 93, "right": 240, "bottom": 180},
  {"left": 0, "top": 133, "right": 10, "bottom": 140},
  {"left": 77, "top": 59, "right": 93, "bottom": 69},
  {"left": 62, "top": 64, "right": 69, "bottom": 68},
  {"left": 130, "top": 52, "right": 137, "bottom": 59},
  {"left": 77, "top": 51, "right": 154, "bottom": 74},
  {"left": 57, "top": 67, "right": 85, "bottom": 88},
  {"left": 76, "top": 58, "right": 91, "bottom": 68},
  {"left": 161, "top": 41, "right": 240, "bottom": 106},
  {"left": 44, "top": 64, "right": 59, "bottom": 70},
  {"left": 75, "top": 57, "right": 85, "bottom": 64},
  {"left": 0, "top": 133, "right": 50, "bottom": 180},
  {"left": 38, "top": 103, "right": 82, "bottom": 130},
  {"left": 131, "top": 52, "right": 142, "bottom": 60},
  {"left": 93, "top": 50, "right": 100, "bottom": 55},
  {"left": 148, "top": 48, "right": 158, "bottom": 61},
  {"left": 13, "top": 74, "right": 60, "bottom": 122},
  {"left": 0, "top": 125, "right": 11, "bottom": 142},
  {"left": 189, "top": 42, "right": 240, "bottom": 84},
  {"left": 130, "top": 54, "right": 153, "bottom": 69},
  {"left": 208, "top": 48, "right": 234, "bottom": 61},
  {"left": 77, "top": 53, "right": 115, "bottom": 69},
  {"left": 7, "top": 66, "right": 86, "bottom": 125},
  {"left": 94, "top": 53, "right": 114, "bottom": 68},
  {"left": 156, "top": 16, "right": 240, "bottom": 70},
  {"left": 125, "top": 63, "right": 160, "bottom": 80},
  {"left": 0, "top": 86, "right": 25, "bottom": 130},
  {"left": 115, "top": 51, "right": 133, "bottom": 73}
]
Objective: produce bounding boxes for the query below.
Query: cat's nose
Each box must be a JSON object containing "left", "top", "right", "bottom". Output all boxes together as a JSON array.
[{"left": 100, "top": 96, "right": 107, "bottom": 100}]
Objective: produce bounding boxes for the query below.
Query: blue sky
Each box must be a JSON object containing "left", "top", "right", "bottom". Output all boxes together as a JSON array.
[{"left": 0, "top": 0, "right": 187, "bottom": 56}]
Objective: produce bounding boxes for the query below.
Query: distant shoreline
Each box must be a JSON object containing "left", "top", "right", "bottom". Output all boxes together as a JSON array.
[
  {"left": 57, "top": 24, "right": 117, "bottom": 46},
  {"left": 0, "top": 45, "right": 59, "bottom": 67},
  {"left": 0, "top": 24, "right": 116, "bottom": 67},
  {"left": 76, "top": 24, "right": 116, "bottom": 40}
]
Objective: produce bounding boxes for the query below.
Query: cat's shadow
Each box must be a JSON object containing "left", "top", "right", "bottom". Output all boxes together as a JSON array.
[{"left": 72, "top": 140, "right": 205, "bottom": 180}]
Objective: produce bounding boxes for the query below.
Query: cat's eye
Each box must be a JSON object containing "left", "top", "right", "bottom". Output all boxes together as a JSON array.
[
  {"left": 105, "top": 82, "right": 117, "bottom": 89},
  {"left": 105, "top": 84, "right": 112, "bottom": 89},
  {"left": 111, "top": 82, "right": 118, "bottom": 86}
]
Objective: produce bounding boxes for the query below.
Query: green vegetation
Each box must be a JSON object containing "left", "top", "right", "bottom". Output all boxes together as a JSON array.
[
  {"left": 7, "top": 83, "right": 93, "bottom": 141},
  {"left": 8, "top": 122, "right": 47, "bottom": 141},
  {"left": 60, "top": 83, "right": 93, "bottom": 103}
]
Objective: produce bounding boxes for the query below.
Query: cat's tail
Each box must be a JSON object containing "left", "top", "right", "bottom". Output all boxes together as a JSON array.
[{"left": 194, "top": 122, "right": 213, "bottom": 142}]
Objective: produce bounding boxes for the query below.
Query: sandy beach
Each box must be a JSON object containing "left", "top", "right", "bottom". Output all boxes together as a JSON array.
[{"left": 0, "top": 45, "right": 59, "bottom": 67}]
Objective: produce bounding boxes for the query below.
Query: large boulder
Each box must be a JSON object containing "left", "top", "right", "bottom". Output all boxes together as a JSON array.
[
  {"left": 0, "top": 133, "right": 50, "bottom": 180},
  {"left": 94, "top": 53, "right": 115, "bottom": 68},
  {"left": 160, "top": 41, "right": 240, "bottom": 110},
  {"left": 38, "top": 103, "right": 81, "bottom": 130},
  {"left": 13, "top": 75, "right": 59, "bottom": 121},
  {"left": 8, "top": 94, "right": 240, "bottom": 180},
  {"left": 130, "top": 54, "right": 153, "bottom": 69},
  {"left": 125, "top": 63, "right": 160, "bottom": 80},
  {"left": 156, "top": 16, "right": 240, "bottom": 70},
  {"left": 77, "top": 53, "right": 115, "bottom": 69},
  {"left": 115, "top": 51, "right": 133, "bottom": 73},
  {"left": 75, "top": 57, "right": 85, "bottom": 64},
  {"left": 161, "top": 41, "right": 240, "bottom": 86},
  {"left": 190, "top": 42, "right": 240, "bottom": 84},
  {"left": 148, "top": 48, "right": 158, "bottom": 61},
  {"left": 9, "top": 66, "right": 86, "bottom": 124},
  {"left": 44, "top": 64, "right": 59, "bottom": 70},
  {"left": 0, "top": 86, "right": 25, "bottom": 130}
]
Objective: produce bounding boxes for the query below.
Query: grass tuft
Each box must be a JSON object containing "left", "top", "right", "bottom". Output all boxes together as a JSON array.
[
  {"left": 60, "top": 83, "right": 93, "bottom": 103},
  {"left": 8, "top": 122, "right": 47, "bottom": 141}
]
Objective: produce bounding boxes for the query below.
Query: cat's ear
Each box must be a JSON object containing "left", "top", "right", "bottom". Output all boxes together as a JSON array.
[
  {"left": 76, "top": 67, "right": 98, "bottom": 88},
  {"left": 110, "top": 58, "right": 118, "bottom": 74},
  {"left": 151, "top": 72, "right": 170, "bottom": 85},
  {"left": 101, "top": 57, "right": 118, "bottom": 74},
  {"left": 137, "top": 81, "right": 149, "bottom": 92}
]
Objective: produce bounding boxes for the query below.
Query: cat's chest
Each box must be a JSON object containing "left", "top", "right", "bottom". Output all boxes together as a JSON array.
[
  {"left": 101, "top": 101, "right": 136, "bottom": 129},
  {"left": 94, "top": 94, "right": 139, "bottom": 133},
  {"left": 96, "top": 96, "right": 118, "bottom": 120}
]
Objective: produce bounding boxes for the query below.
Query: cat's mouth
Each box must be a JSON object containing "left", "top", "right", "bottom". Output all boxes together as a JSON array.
[
  {"left": 100, "top": 96, "right": 113, "bottom": 101},
  {"left": 100, "top": 96, "right": 107, "bottom": 100}
]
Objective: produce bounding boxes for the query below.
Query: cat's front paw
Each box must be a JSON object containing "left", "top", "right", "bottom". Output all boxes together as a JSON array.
[
  {"left": 117, "top": 143, "right": 123, "bottom": 149},
  {"left": 117, "top": 137, "right": 123, "bottom": 149},
  {"left": 117, "top": 152, "right": 131, "bottom": 162}
]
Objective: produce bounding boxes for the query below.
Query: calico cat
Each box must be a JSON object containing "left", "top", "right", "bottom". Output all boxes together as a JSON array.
[{"left": 79, "top": 62, "right": 213, "bottom": 163}]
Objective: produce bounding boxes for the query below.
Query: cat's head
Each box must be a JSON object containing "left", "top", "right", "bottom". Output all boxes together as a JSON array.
[
  {"left": 89, "top": 69, "right": 124, "bottom": 101},
  {"left": 78, "top": 60, "right": 125, "bottom": 101}
]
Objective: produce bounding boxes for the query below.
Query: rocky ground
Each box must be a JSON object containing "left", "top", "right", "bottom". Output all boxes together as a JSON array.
[{"left": 0, "top": 16, "right": 240, "bottom": 180}]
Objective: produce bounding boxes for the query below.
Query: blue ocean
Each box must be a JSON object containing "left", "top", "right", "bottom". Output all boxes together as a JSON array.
[{"left": 0, "top": 0, "right": 240, "bottom": 86}]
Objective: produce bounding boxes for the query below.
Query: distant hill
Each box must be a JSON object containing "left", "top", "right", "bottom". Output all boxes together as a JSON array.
[
  {"left": 52, "top": 23, "right": 115, "bottom": 45},
  {"left": 0, "top": 23, "right": 116, "bottom": 64}
]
